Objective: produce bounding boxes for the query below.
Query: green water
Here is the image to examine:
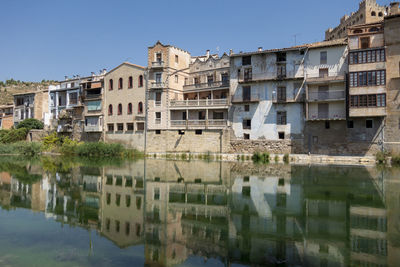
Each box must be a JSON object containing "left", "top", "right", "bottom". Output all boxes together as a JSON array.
[{"left": 0, "top": 156, "right": 399, "bottom": 266}]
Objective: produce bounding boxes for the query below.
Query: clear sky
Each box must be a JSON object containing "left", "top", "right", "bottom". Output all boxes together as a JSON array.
[{"left": 0, "top": 0, "right": 392, "bottom": 82}]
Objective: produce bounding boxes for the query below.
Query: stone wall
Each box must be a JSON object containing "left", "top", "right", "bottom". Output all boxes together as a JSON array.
[
  {"left": 229, "top": 139, "right": 303, "bottom": 154},
  {"left": 26, "top": 129, "right": 46, "bottom": 142},
  {"left": 146, "top": 129, "right": 230, "bottom": 153},
  {"left": 105, "top": 131, "right": 145, "bottom": 150}
]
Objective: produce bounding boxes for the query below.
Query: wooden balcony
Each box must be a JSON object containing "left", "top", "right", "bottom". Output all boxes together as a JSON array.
[
  {"left": 169, "top": 98, "right": 229, "bottom": 109},
  {"left": 183, "top": 80, "right": 229, "bottom": 91}
]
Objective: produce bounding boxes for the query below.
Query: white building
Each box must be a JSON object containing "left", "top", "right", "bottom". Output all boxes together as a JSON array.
[{"left": 229, "top": 47, "right": 306, "bottom": 141}]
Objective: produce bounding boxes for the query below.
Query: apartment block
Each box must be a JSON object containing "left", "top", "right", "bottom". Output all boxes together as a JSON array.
[
  {"left": 229, "top": 47, "right": 306, "bottom": 142},
  {"left": 383, "top": 3, "right": 400, "bottom": 153},
  {"left": 81, "top": 71, "right": 106, "bottom": 141},
  {"left": 0, "top": 105, "right": 14, "bottom": 129},
  {"left": 13, "top": 89, "right": 49, "bottom": 126},
  {"left": 169, "top": 51, "right": 230, "bottom": 130},
  {"left": 103, "top": 62, "right": 146, "bottom": 149}
]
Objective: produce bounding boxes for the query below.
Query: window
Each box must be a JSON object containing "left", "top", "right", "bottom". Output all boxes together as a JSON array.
[
  {"left": 242, "top": 119, "right": 251, "bottom": 129},
  {"left": 156, "top": 53, "right": 162, "bottom": 62},
  {"left": 320, "top": 51, "right": 327, "bottom": 64},
  {"left": 360, "top": 37, "right": 370, "bottom": 49},
  {"left": 244, "top": 133, "right": 250, "bottom": 139},
  {"left": 277, "top": 52, "right": 286, "bottom": 62},
  {"left": 349, "top": 49, "right": 385, "bottom": 64},
  {"left": 155, "top": 92, "right": 162, "bottom": 105},
  {"left": 242, "top": 56, "right": 251, "bottom": 66},
  {"left": 277, "top": 111, "right": 287, "bottom": 125},
  {"left": 127, "top": 123, "right": 134, "bottom": 131},
  {"left": 175, "top": 55, "right": 179, "bottom": 63},
  {"left": 178, "top": 130, "right": 185, "bottom": 135},
  {"left": 366, "top": 119, "right": 373, "bottom": 128},
  {"left": 115, "top": 220, "right": 120, "bottom": 232},
  {"left": 106, "top": 193, "right": 111, "bottom": 205},
  {"left": 349, "top": 70, "right": 385, "bottom": 87},
  {"left": 174, "top": 75, "right": 178, "bottom": 83},
  {"left": 278, "top": 132, "right": 285, "bottom": 139},
  {"left": 155, "top": 112, "right": 161, "bottom": 124},
  {"left": 213, "top": 112, "right": 224, "bottom": 120},
  {"left": 118, "top": 103, "right": 122, "bottom": 115},
  {"left": 155, "top": 130, "right": 161, "bottom": 134},
  {"left": 277, "top": 87, "right": 286, "bottom": 101},
  {"left": 325, "top": 121, "right": 330, "bottom": 129},
  {"left": 347, "top": 120, "right": 354, "bottom": 128},
  {"left": 155, "top": 73, "right": 162, "bottom": 83},
  {"left": 116, "top": 194, "right": 121, "bottom": 206},
  {"left": 319, "top": 68, "right": 329, "bottom": 78},
  {"left": 138, "top": 102, "right": 143, "bottom": 114},
  {"left": 244, "top": 105, "right": 250, "bottom": 112},
  {"left": 125, "top": 222, "right": 130, "bottom": 235},
  {"left": 137, "top": 122, "right": 144, "bottom": 131},
  {"left": 154, "top": 188, "right": 160, "bottom": 200},
  {"left": 371, "top": 11, "right": 376, "bottom": 16},
  {"left": 378, "top": 12, "right": 383, "bottom": 17},
  {"left": 350, "top": 94, "right": 386, "bottom": 107},
  {"left": 138, "top": 75, "right": 143, "bottom": 87},
  {"left": 207, "top": 75, "right": 214, "bottom": 85},
  {"left": 69, "top": 92, "right": 78, "bottom": 105},
  {"left": 118, "top": 78, "right": 123, "bottom": 89},
  {"left": 221, "top": 73, "right": 229, "bottom": 85},
  {"left": 242, "top": 86, "right": 251, "bottom": 101},
  {"left": 194, "top": 77, "right": 200, "bottom": 84},
  {"left": 195, "top": 130, "right": 202, "bottom": 135},
  {"left": 128, "top": 76, "right": 133, "bottom": 88},
  {"left": 117, "top": 123, "right": 123, "bottom": 131},
  {"left": 108, "top": 104, "right": 113, "bottom": 115},
  {"left": 107, "top": 124, "right": 114, "bottom": 132},
  {"left": 128, "top": 103, "right": 132, "bottom": 114}
]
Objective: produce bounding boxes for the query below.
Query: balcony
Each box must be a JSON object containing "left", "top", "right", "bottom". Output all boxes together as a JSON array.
[
  {"left": 307, "top": 114, "right": 346, "bottom": 121},
  {"left": 307, "top": 90, "right": 345, "bottom": 102},
  {"left": 238, "top": 68, "right": 300, "bottom": 83},
  {"left": 135, "top": 114, "right": 145, "bottom": 121},
  {"left": 306, "top": 73, "right": 345, "bottom": 84},
  {"left": 57, "top": 124, "right": 73, "bottom": 133},
  {"left": 170, "top": 119, "right": 227, "bottom": 129},
  {"left": 85, "top": 93, "right": 102, "bottom": 99},
  {"left": 84, "top": 125, "right": 102, "bottom": 132},
  {"left": 150, "top": 82, "right": 165, "bottom": 89},
  {"left": 169, "top": 98, "right": 229, "bottom": 109},
  {"left": 272, "top": 89, "right": 305, "bottom": 103},
  {"left": 183, "top": 80, "right": 229, "bottom": 91},
  {"left": 151, "top": 61, "right": 164, "bottom": 68},
  {"left": 231, "top": 94, "right": 260, "bottom": 103}
]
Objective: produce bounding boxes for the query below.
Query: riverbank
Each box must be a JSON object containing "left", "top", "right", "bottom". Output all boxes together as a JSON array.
[{"left": 147, "top": 152, "right": 378, "bottom": 166}]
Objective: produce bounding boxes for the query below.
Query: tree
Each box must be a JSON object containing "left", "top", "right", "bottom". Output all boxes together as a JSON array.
[{"left": 15, "top": 118, "right": 44, "bottom": 130}]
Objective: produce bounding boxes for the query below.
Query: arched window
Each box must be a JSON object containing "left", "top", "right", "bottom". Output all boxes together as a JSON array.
[
  {"left": 371, "top": 11, "right": 376, "bottom": 16},
  {"left": 128, "top": 76, "right": 133, "bottom": 88},
  {"left": 353, "top": 29, "right": 363, "bottom": 34},
  {"left": 378, "top": 12, "right": 383, "bottom": 17},
  {"left": 369, "top": 27, "right": 380, "bottom": 32},
  {"left": 118, "top": 78, "right": 123, "bottom": 89},
  {"left": 128, "top": 103, "right": 132, "bottom": 114},
  {"left": 138, "top": 102, "right": 143, "bottom": 114},
  {"left": 138, "top": 75, "right": 143, "bottom": 87},
  {"left": 108, "top": 104, "right": 113, "bottom": 115},
  {"left": 118, "top": 103, "right": 122, "bottom": 115},
  {"left": 109, "top": 79, "right": 113, "bottom": 90}
]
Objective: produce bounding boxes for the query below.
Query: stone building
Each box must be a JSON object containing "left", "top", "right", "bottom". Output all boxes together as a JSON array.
[
  {"left": 80, "top": 71, "right": 106, "bottom": 141},
  {"left": 13, "top": 89, "right": 49, "bottom": 126},
  {"left": 0, "top": 104, "right": 14, "bottom": 129},
  {"left": 146, "top": 41, "right": 231, "bottom": 153},
  {"left": 325, "top": 0, "right": 387, "bottom": 41},
  {"left": 103, "top": 62, "right": 146, "bottom": 150},
  {"left": 229, "top": 46, "right": 306, "bottom": 152},
  {"left": 383, "top": 3, "right": 400, "bottom": 154}
]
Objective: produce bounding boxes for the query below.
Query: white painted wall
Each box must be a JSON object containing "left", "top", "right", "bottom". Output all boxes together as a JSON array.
[{"left": 304, "top": 45, "right": 348, "bottom": 78}]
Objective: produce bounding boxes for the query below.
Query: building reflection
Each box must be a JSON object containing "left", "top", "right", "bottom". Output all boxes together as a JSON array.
[{"left": 0, "top": 158, "right": 398, "bottom": 266}]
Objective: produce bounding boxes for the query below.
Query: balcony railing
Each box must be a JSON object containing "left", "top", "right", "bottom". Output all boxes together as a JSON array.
[
  {"left": 306, "top": 73, "right": 345, "bottom": 84},
  {"left": 155, "top": 118, "right": 161, "bottom": 124},
  {"left": 151, "top": 61, "right": 164, "bottom": 68},
  {"left": 84, "top": 125, "right": 102, "bottom": 132},
  {"left": 238, "top": 70, "right": 299, "bottom": 83},
  {"left": 308, "top": 90, "right": 345, "bottom": 101},
  {"left": 231, "top": 94, "right": 260, "bottom": 103},
  {"left": 183, "top": 80, "right": 229, "bottom": 90},
  {"left": 170, "top": 119, "right": 227, "bottom": 128},
  {"left": 170, "top": 98, "right": 229, "bottom": 108},
  {"left": 85, "top": 94, "right": 102, "bottom": 99},
  {"left": 307, "top": 114, "right": 346, "bottom": 121},
  {"left": 151, "top": 82, "right": 165, "bottom": 89}
]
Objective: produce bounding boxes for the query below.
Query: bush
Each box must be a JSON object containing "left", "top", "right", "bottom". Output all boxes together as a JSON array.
[
  {"left": 274, "top": 155, "right": 279, "bottom": 163},
  {"left": 261, "top": 152, "right": 270, "bottom": 163},
  {"left": 252, "top": 152, "right": 262, "bottom": 162},
  {"left": 42, "top": 132, "right": 63, "bottom": 151},
  {"left": 391, "top": 155, "right": 400, "bottom": 166},
  {"left": 252, "top": 151, "right": 269, "bottom": 163},
  {"left": 0, "top": 142, "right": 41, "bottom": 156},
  {"left": 16, "top": 118, "right": 44, "bottom": 130},
  {"left": 60, "top": 137, "right": 81, "bottom": 155},
  {"left": 283, "top": 153, "right": 289, "bottom": 163},
  {"left": 75, "top": 142, "right": 124, "bottom": 157},
  {"left": 0, "top": 128, "right": 29, "bottom": 143},
  {"left": 375, "top": 151, "right": 388, "bottom": 164}
]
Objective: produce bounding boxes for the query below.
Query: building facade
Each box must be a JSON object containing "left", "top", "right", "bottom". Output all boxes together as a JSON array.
[
  {"left": 13, "top": 89, "right": 49, "bottom": 126},
  {"left": 103, "top": 62, "right": 146, "bottom": 149},
  {"left": 325, "top": 0, "right": 387, "bottom": 41},
  {"left": 0, "top": 105, "right": 14, "bottom": 129}
]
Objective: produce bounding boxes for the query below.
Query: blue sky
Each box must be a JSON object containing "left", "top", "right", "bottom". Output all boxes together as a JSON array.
[{"left": 0, "top": 0, "right": 391, "bottom": 81}]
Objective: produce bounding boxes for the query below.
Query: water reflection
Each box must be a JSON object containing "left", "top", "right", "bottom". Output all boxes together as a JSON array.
[{"left": 0, "top": 157, "right": 399, "bottom": 266}]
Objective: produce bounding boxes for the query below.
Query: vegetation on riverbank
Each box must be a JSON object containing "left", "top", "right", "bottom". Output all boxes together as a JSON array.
[{"left": 375, "top": 151, "right": 400, "bottom": 167}]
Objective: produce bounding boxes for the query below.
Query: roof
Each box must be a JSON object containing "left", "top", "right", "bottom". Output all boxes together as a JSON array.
[
  {"left": 105, "top": 62, "right": 146, "bottom": 76},
  {"left": 231, "top": 38, "right": 347, "bottom": 57},
  {"left": 148, "top": 40, "right": 191, "bottom": 54},
  {"left": 13, "top": 89, "right": 48, "bottom": 97},
  {"left": 0, "top": 104, "right": 13, "bottom": 109}
]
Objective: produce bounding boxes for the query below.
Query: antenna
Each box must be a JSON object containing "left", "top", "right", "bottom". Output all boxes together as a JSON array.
[{"left": 292, "top": 33, "right": 301, "bottom": 46}]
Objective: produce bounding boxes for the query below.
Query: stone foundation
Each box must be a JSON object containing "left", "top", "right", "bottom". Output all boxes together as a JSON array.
[
  {"left": 26, "top": 129, "right": 47, "bottom": 142},
  {"left": 229, "top": 139, "right": 304, "bottom": 154}
]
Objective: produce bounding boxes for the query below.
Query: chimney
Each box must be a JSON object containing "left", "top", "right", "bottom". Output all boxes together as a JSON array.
[
  {"left": 229, "top": 49, "right": 233, "bottom": 56},
  {"left": 64, "top": 76, "right": 68, "bottom": 80},
  {"left": 206, "top": 50, "right": 210, "bottom": 58},
  {"left": 390, "top": 2, "right": 400, "bottom": 15},
  {"left": 258, "top": 47, "right": 263, "bottom": 52},
  {"left": 91, "top": 72, "right": 95, "bottom": 77}
]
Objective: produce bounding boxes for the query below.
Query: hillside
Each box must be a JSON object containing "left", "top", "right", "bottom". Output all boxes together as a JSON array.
[{"left": 0, "top": 79, "right": 56, "bottom": 105}]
